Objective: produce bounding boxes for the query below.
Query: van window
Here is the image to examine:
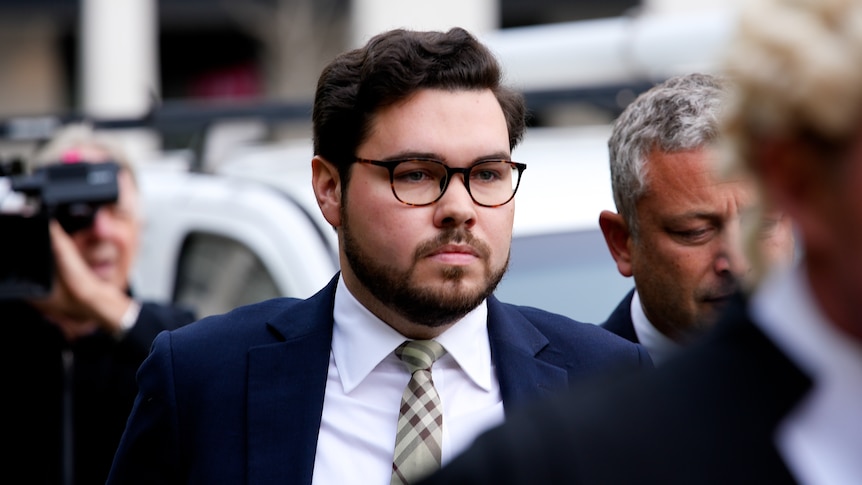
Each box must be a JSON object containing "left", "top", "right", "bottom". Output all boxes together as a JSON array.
[
  {"left": 496, "top": 228, "right": 633, "bottom": 324},
  {"left": 174, "top": 232, "right": 280, "bottom": 317}
]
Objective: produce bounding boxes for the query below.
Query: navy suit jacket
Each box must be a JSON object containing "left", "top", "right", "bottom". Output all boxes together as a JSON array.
[
  {"left": 600, "top": 288, "right": 638, "bottom": 343},
  {"left": 107, "top": 275, "right": 651, "bottom": 485},
  {"left": 419, "top": 294, "right": 812, "bottom": 485}
]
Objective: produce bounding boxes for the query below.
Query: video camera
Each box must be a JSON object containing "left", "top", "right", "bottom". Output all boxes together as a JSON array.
[{"left": 0, "top": 159, "right": 119, "bottom": 299}]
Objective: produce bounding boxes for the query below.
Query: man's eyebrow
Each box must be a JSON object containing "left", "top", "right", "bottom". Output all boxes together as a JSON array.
[
  {"left": 375, "top": 151, "right": 440, "bottom": 161},
  {"left": 476, "top": 153, "right": 513, "bottom": 163},
  {"left": 373, "top": 151, "right": 513, "bottom": 163},
  {"left": 664, "top": 212, "right": 722, "bottom": 224}
]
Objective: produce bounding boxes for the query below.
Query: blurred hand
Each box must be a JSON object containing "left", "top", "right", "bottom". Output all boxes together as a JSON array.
[{"left": 29, "top": 220, "right": 132, "bottom": 340}]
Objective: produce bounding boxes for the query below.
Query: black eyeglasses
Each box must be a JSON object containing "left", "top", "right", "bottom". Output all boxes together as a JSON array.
[{"left": 356, "top": 157, "right": 527, "bottom": 207}]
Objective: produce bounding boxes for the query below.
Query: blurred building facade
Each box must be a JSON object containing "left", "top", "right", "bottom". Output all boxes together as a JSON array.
[
  {"left": 0, "top": 0, "right": 743, "bottom": 166},
  {"left": 0, "top": 0, "right": 644, "bottom": 118}
]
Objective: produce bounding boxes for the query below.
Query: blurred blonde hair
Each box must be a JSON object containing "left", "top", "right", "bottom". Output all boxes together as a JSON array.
[
  {"left": 720, "top": 0, "right": 862, "bottom": 287},
  {"left": 32, "top": 123, "right": 137, "bottom": 185}
]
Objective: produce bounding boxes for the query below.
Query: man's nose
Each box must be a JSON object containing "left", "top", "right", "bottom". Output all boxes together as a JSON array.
[
  {"left": 715, "top": 224, "right": 749, "bottom": 277},
  {"left": 433, "top": 175, "right": 477, "bottom": 228},
  {"left": 86, "top": 206, "right": 115, "bottom": 237}
]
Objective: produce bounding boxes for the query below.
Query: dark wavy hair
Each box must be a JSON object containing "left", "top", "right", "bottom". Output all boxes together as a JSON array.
[{"left": 312, "top": 27, "right": 526, "bottom": 182}]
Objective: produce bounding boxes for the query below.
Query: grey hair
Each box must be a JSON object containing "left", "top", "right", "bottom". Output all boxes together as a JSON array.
[{"left": 608, "top": 73, "right": 728, "bottom": 238}]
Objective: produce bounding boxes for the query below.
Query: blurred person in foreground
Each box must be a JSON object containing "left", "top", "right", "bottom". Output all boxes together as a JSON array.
[
  {"left": 106, "top": 27, "right": 650, "bottom": 485},
  {"left": 599, "top": 72, "right": 796, "bottom": 365},
  {"left": 419, "top": 0, "right": 862, "bottom": 483},
  {"left": 1, "top": 124, "right": 196, "bottom": 485}
]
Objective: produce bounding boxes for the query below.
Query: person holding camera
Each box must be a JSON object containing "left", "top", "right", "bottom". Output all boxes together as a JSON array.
[{"left": 1, "top": 124, "right": 196, "bottom": 485}]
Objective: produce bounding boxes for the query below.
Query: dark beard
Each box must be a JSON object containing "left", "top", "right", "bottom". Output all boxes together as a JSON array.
[{"left": 342, "top": 213, "right": 508, "bottom": 328}]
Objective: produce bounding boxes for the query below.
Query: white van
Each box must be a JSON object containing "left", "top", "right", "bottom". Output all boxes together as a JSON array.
[
  {"left": 133, "top": 124, "right": 632, "bottom": 324},
  {"left": 499, "top": 125, "right": 632, "bottom": 323}
]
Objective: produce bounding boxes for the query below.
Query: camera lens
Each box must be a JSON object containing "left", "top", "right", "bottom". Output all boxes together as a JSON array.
[{"left": 55, "top": 202, "right": 97, "bottom": 233}]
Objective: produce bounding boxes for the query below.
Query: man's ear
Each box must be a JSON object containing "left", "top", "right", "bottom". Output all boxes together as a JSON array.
[
  {"left": 312, "top": 156, "right": 342, "bottom": 228},
  {"left": 598, "top": 210, "right": 634, "bottom": 277}
]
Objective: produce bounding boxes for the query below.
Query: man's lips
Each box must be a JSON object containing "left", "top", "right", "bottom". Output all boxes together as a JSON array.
[
  {"left": 701, "top": 293, "right": 734, "bottom": 304},
  {"left": 88, "top": 259, "right": 116, "bottom": 279},
  {"left": 425, "top": 244, "right": 480, "bottom": 264}
]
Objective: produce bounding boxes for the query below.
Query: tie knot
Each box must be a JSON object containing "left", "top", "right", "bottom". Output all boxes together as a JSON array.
[{"left": 395, "top": 340, "right": 446, "bottom": 374}]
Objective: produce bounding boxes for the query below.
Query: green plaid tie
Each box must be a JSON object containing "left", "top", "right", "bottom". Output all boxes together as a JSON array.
[{"left": 391, "top": 340, "right": 447, "bottom": 485}]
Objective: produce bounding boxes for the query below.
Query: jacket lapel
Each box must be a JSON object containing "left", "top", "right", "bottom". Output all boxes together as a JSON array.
[
  {"left": 601, "top": 289, "right": 638, "bottom": 343},
  {"left": 486, "top": 296, "right": 568, "bottom": 414},
  {"left": 246, "top": 276, "right": 338, "bottom": 485}
]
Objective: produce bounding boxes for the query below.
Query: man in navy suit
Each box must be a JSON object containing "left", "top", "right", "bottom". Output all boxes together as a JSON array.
[
  {"left": 106, "top": 27, "right": 651, "bottom": 485},
  {"left": 598, "top": 73, "right": 795, "bottom": 364},
  {"left": 419, "top": 0, "right": 862, "bottom": 483}
]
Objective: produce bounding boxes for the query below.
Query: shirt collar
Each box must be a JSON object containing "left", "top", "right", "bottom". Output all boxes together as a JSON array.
[
  {"left": 631, "top": 289, "right": 681, "bottom": 365},
  {"left": 332, "top": 275, "right": 493, "bottom": 394}
]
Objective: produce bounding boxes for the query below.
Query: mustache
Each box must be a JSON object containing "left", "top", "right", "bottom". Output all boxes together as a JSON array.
[
  {"left": 414, "top": 228, "right": 491, "bottom": 260},
  {"left": 697, "top": 275, "right": 742, "bottom": 302}
]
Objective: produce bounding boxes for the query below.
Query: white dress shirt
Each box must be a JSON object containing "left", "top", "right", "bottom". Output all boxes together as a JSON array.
[
  {"left": 751, "top": 265, "right": 862, "bottom": 485},
  {"left": 630, "top": 290, "right": 681, "bottom": 366},
  {"left": 311, "top": 276, "right": 504, "bottom": 485}
]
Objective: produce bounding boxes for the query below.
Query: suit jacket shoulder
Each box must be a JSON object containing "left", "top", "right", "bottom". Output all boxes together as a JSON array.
[
  {"left": 108, "top": 279, "right": 339, "bottom": 485},
  {"left": 123, "top": 301, "right": 196, "bottom": 355},
  {"left": 487, "top": 296, "right": 652, "bottom": 411}
]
